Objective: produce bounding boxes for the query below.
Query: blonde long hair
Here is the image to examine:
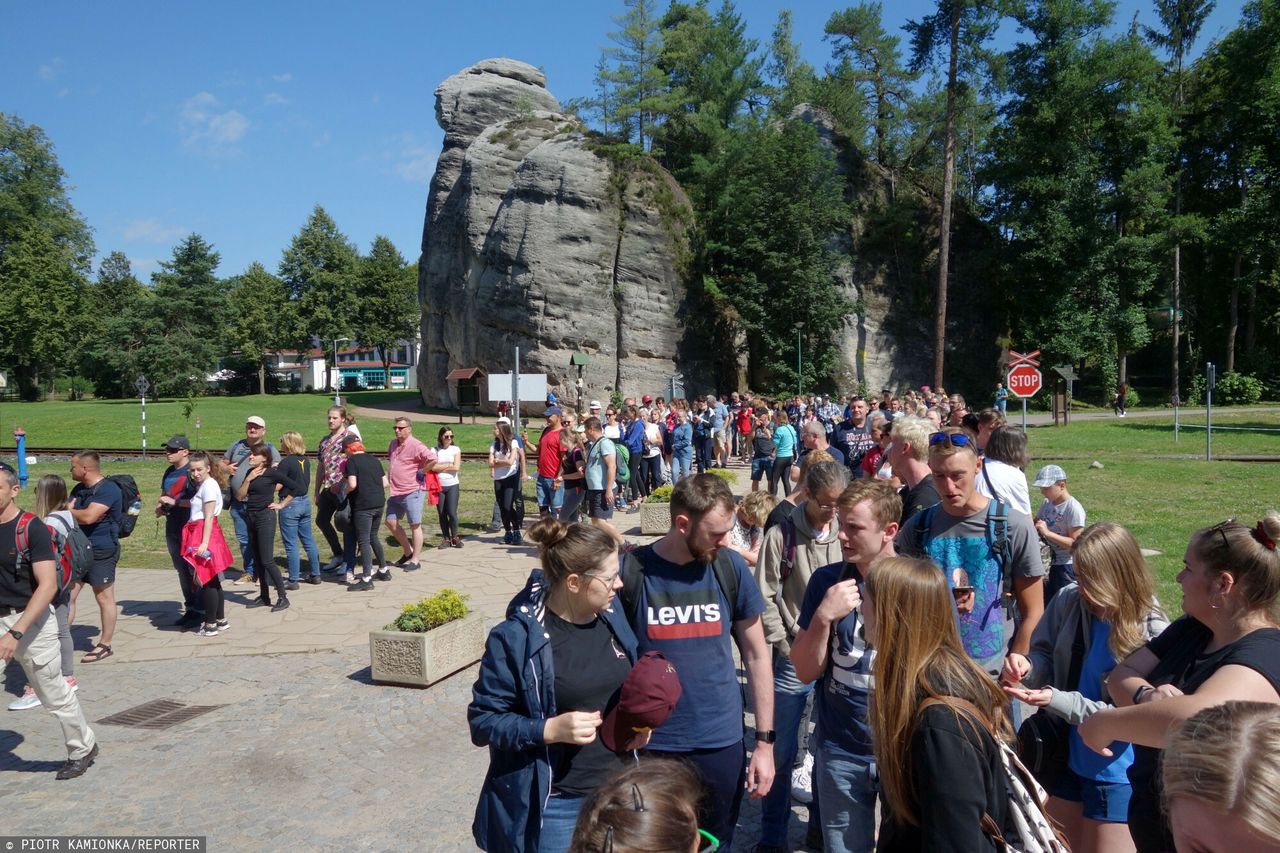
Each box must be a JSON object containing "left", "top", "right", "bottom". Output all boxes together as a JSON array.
[
  {"left": 866, "top": 556, "right": 1010, "bottom": 827},
  {"left": 1072, "top": 522, "right": 1163, "bottom": 660}
]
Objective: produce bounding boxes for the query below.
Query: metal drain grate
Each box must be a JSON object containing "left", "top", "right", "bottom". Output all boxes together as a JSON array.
[{"left": 97, "top": 698, "right": 226, "bottom": 730}]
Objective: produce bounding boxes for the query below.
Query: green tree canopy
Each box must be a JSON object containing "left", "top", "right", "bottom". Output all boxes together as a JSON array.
[{"left": 354, "top": 237, "right": 419, "bottom": 381}]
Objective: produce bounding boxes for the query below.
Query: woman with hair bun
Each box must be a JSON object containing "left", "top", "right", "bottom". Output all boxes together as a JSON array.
[
  {"left": 1162, "top": 701, "right": 1280, "bottom": 851},
  {"left": 470, "top": 517, "right": 639, "bottom": 853},
  {"left": 1080, "top": 512, "right": 1280, "bottom": 852},
  {"left": 568, "top": 759, "right": 706, "bottom": 853}
]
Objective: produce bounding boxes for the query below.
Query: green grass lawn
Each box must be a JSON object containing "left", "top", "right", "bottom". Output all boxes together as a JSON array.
[
  {"left": 11, "top": 459, "right": 532, "bottom": 572},
  {"left": 0, "top": 391, "right": 505, "bottom": 453},
  {"left": 1025, "top": 411, "right": 1280, "bottom": 613}
]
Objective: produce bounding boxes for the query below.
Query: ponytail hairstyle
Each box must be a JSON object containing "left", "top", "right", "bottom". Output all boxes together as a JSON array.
[
  {"left": 1189, "top": 511, "right": 1280, "bottom": 623},
  {"left": 33, "top": 474, "right": 69, "bottom": 519},
  {"left": 526, "top": 517, "right": 618, "bottom": 589},
  {"left": 568, "top": 759, "right": 702, "bottom": 853},
  {"left": 190, "top": 450, "right": 228, "bottom": 488}
]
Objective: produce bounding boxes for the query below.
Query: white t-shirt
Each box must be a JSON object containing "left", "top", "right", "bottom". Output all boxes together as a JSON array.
[
  {"left": 644, "top": 423, "right": 663, "bottom": 458},
  {"left": 490, "top": 443, "right": 521, "bottom": 480},
  {"left": 603, "top": 423, "right": 621, "bottom": 441},
  {"left": 1036, "top": 496, "right": 1086, "bottom": 564},
  {"left": 975, "top": 458, "right": 1032, "bottom": 517},
  {"left": 436, "top": 445, "right": 461, "bottom": 488},
  {"left": 188, "top": 479, "right": 224, "bottom": 522}
]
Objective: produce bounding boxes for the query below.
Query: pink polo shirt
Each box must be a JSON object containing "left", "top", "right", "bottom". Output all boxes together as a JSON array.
[{"left": 386, "top": 435, "right": 437, "bottom": 496}]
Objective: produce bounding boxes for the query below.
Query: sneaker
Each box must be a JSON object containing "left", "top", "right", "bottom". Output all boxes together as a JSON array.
[
  {"left": 345, "top": 573, "right": 357, "bottom": 586},
  {"left": 232, "top": 574, "right": 253, "bottom": 585},
  {"left": 393, "top": 555, "right": 412, "bottom": 567},
  {"left": 501, "top": 531, "right": 513, "bottom": 545},
  {"left": 271, "top": 598, "right": 290, "bottom": 612},
  {"left": 510, "top": 532, "right": 522, "bottom": 545},
  {"left": 195, "top": 624, "right": 220, "bottom": 637},
  {"left": 375, "top": 570, "right": 392, "bottom": 582},
  {"left": 452, "top": 537, "right": 463, "bottom": 548},
  {"left": 285, "top": 581, "right": 300, "bottom": 591},
  {"left": 8, "top": 686, "right": 40, "bottom": 711},
  {"left": 215, "top": 620, "right": 230, "bottom": 633},
  {"left": 357, "top": 579, "right": 374, "bottom": 591},
  {"left": 439, "top": 539, "right": 453, "bottom": 549},
  {"left": 791, "top": 752, "right": 814, "bottom": 805},
  {"left": 401, "top": 561, "right": 420, "bottom": 571},
  {"left": 307, "top": 575, "right": 322, "bottom": 585}
]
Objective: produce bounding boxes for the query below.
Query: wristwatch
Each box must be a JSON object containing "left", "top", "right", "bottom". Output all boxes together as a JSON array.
[
  {"left": 755, "top": 730, "right": 777, "bottom": 744},
  {"left": 7, "top": 628, "right": 23, "bottom": 641}
]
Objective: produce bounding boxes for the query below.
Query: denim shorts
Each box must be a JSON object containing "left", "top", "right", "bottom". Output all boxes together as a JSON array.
[
  {"left": 1051, "top": 769, "right": 1132, "bottom": 823},
  {"left": 385, "top": 490, "right": 424, "bottom": 525},
  {"left": 751, "top": 456, "right": 774, "bottom": 481}
]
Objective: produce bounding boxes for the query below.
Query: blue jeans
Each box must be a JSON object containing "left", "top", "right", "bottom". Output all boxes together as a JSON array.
[
  {"left": 535, "top": 476, "right": 563, "bottom": 513},
  {"left": 814, "top": 750, "right": 878, "bottom": 853},
  {"left": 228, "top": 498, "right": 255, "bottom": 578},
  {"left": 538, "top": 793, "right": 584, "bottom": 853},
  {"left": 279, "top": 496, "right": 323, "bottom": 581},
  {"left": 672, "top": 449, "right": 692, "bottom": 482},
  {"left": 760, "top": 652, "right": 816, "bottom": 846}
]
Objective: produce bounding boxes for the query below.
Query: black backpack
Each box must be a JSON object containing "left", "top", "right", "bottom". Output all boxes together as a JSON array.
[{"left": 108, "top": 473, "right": 143, "bottom": 538}]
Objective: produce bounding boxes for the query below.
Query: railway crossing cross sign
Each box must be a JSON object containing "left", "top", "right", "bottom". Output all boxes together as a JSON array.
[{"left": 1006, "top": 350, "right": 1043, "bottom": 398}]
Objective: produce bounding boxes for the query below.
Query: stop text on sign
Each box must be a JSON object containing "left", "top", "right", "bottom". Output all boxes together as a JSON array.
[{"left": 1008, "top": 364, "right": 1042, "bottom": 397}]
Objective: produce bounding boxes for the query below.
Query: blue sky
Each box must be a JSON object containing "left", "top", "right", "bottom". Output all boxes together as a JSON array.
[{"left": 4, "top": 0, "right": 1246, "bottom": 280}]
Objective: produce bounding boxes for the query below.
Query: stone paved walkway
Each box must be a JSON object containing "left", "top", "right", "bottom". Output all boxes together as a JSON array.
[{"left": 3, "top": 466, "right": 808, "bottom": 851}]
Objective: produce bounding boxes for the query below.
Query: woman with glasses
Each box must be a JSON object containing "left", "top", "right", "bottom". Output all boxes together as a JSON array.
[
  {"left": 569, "top": 759, "right": 712, "bottom": 852},
  {"left": 1079, "top": 513, "right": 1280, "bottom": 852},
  {"left": 433, "top": 427, "right": 462, "bottom": 548},
  {"left": 470, "top": 518, "right": 639, "bottom": 853},
  {"left": 603, "top": 408, "right": 622, "bottom": 442}
]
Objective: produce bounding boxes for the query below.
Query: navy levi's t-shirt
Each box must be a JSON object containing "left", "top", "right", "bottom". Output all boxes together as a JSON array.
[{"left": 624, "top": 545, "right": 766, "bottom": 751}]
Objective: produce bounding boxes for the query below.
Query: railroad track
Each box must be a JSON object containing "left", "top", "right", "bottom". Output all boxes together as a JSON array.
[{"left": 2, "top": 446, "right": 493, "bottom": 462}]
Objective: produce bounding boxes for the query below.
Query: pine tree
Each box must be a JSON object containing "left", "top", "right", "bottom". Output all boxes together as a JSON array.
[
  {"left": 601, "top": 0, "right": 668, "bottom": 149},
  {"left": 824, "top": 3, "right": 916, "bottom": 166}
]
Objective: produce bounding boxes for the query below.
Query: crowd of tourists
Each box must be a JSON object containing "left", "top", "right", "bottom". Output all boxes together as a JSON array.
[{"left": 469, "top": 386, "right": 1280, "bottom": 853}]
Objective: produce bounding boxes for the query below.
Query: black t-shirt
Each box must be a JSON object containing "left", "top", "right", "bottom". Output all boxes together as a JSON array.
[
  {"left": 1128, "top": 616, "right": 1280, "bottom": 852},
  {"left": 345, "top": 453, "right": 385, "bottom": 511},
  {"left": 243, "top": 469, "right": 294, "bottom": 513},
  {"left": 546, "top": 610, "right": 632, "bottom": 796},
  {"left": 0, "top": 512, "right": 56, "bottom": 609},
  {"left": 277, "top": 455, "right": 310, "bottom": 499},
  {"left": 752, "top": 426, "right": 775, "bottom": 458},
  {"left": 562, "top": 447, "right": 586, "bottom": 488},
  {"left": 899, "top": 478, "right": 941, "bottom": 525}
]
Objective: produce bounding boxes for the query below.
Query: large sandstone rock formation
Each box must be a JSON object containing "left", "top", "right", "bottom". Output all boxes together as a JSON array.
[{"left": 417, "top": 59, "right": 694, "bottom": 409}]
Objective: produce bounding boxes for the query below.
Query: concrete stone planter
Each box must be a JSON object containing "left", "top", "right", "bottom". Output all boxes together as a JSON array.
[
  {"left": 369, "top": 612, "right": 486, "bottom": 687},
  {"left": 640, "top": 501, "right": 670, "bottom": 535}
]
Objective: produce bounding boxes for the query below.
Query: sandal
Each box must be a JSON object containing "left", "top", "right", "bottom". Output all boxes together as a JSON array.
[{"left": 82, "top": 643, "right": 113, "bottom": 663}]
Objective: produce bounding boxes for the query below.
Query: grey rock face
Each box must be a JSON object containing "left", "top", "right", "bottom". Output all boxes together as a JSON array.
[{"left": 418, "top": 59, "right": 691, "bottom": 409}]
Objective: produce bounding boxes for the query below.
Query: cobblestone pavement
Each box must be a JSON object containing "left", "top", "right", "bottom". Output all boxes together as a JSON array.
[{"left": 3, "top": 466, "right": 814, "bottom": 851}]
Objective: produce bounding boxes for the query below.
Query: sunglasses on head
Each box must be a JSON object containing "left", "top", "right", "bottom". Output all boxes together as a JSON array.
[{"left": 929, "top": 431, "right": 973, "bottom": 448}]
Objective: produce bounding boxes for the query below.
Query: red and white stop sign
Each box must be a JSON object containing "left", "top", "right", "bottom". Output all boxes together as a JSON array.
[{"left": 1008, "top": 365, "right": 1042, "bottom": 397}]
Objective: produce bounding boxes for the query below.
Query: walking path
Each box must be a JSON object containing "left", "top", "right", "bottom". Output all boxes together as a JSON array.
[{"left": 3, "top": 466, "right": 800, "bottom": 851}]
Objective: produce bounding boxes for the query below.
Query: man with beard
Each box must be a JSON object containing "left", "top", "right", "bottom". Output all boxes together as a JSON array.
[{"left": 619, "top": 474, "right": 776, "bottom": 851}]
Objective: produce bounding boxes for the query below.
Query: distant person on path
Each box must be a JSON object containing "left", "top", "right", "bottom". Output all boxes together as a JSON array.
[
  {"left": 433, "top": 426, "right": 463, "bottom": 547},
  {"left": 1032, "top": 465, "right": 1087, "bottom": 600},
  {"left": 343, "top": 435, "right": 387, "bottom": 589},
  {"left": 618, "top": 474, "right": 776, "bottom": 850},
  {"left": 68, "top": 450, "right": 121, "bottom": 664},
  {"left": 556, "top": 426, "right": 587, "bottom": 525},
  {"left": 524, "top": 407, "right": 566, "bottom": 520},
  {"left": 670, "top": 409, "right": 693, "bottom": 483},
  {"left": 8, "top": 474, "right": 80, "bottom": 711},
  {"left": 489, "top": 421, "right": 524, "bottom": 546},
  {"left": 749, "top": 409, "right": 775, "bottom": 494},
  {"left": 995, "top": 382, "right": 1009, "bottom": 416},
  {"left": 469, "top": 518, "right": 639, "bottom": 853},
  {"left": 224, "top": 416, "right": 280, "bottom": 584},
  {"left": 0, "top": 464, "right": 99, "bottom": 779},
  {"left": 384, "top": 417, "right": 437, "bottom": 571},
  {"left": 275, "top": 431, "right": 324, "bottom": 585},
  {"left": 1113, "top": 384, "right": 1127, "bottom": 418},
  {"left": 235, "top": 444, "right": 296, "bottom": 610},
  {"left": 768, "top": 410, "right": 799, "bottom": 500},
  {"left": 582, "top": 417, "right": 621, "bottom": 545},
  {"left": 156, "top": 435, "right": 201, "bottom": 628},
  {"left": 182, "top": 451, "right": 234, "bottom": 637},
  {"left": 690, "top": 397, "right": 713, "bottom": 474},
  {"left": 315, "top": 406, "right": 357, "bottom": 575}
]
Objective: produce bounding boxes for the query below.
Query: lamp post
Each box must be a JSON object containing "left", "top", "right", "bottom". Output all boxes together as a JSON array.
[
  {"left": 331, "top": 337, "right": 350, "bottom": 405},
  {"left": 795, "top": 322, "right": 805, "bottom": 397}
]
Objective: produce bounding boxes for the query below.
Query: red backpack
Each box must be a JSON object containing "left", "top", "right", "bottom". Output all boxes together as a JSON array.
[{"left": 15, "top": 512, "right": 91, "bottom": 593}]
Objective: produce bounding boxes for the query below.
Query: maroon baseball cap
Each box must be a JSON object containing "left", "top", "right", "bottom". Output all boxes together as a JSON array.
[{"left": 602, "top": 651, "right": 683, "bottom": 753}]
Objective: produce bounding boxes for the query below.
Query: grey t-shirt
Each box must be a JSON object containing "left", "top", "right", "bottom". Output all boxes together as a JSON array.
[
  {"left": 1036, "top": 496, "right": 1086, "bottom": 565},
  {"left": 224, "top": 439, "right": 282, "bottom": 493}
]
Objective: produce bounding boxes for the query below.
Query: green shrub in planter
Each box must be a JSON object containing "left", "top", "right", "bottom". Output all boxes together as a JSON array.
[
  {"left": 385, "top": 588, "right": 469, "bottom": 633},
  {"left": 647, "top": 485, "right": 674, "bottom": 503},
  {"left": 708, "top": 468, "right": 736, "bottom": 485}
]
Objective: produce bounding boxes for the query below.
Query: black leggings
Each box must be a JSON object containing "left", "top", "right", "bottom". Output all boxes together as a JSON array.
[
  {"left": 201, "top": 576, "right": 225, "bottom": 622},
  {"left": 315, "top": 488, "right": 344, "bottom": 556},
  {"left": 769, "top": 456, "right": 794, "bottom": 499},
  {"left": 248, "top": 509, "right": 285, "bottom": 600},
  {"left": 494, "top": 473, "right": 520, "bottom": 534},
  {"left": 353, "top": 506, "right": 386, "bottom": 575},
  {"left": 437, "top": 484, "right": 459, "bottom": 539},
  {"left": 627, "top": 450, "right": 646, "bottom": 501}
]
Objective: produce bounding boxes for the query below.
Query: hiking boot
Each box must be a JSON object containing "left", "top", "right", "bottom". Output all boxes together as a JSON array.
[{"left": 56, "top": 743, "right": 99, "bottom": 780}]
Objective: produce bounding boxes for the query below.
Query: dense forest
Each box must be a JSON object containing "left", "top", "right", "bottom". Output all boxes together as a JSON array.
[{"left": 1, "top": 0, "right": 1276, "bottom": 405}]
